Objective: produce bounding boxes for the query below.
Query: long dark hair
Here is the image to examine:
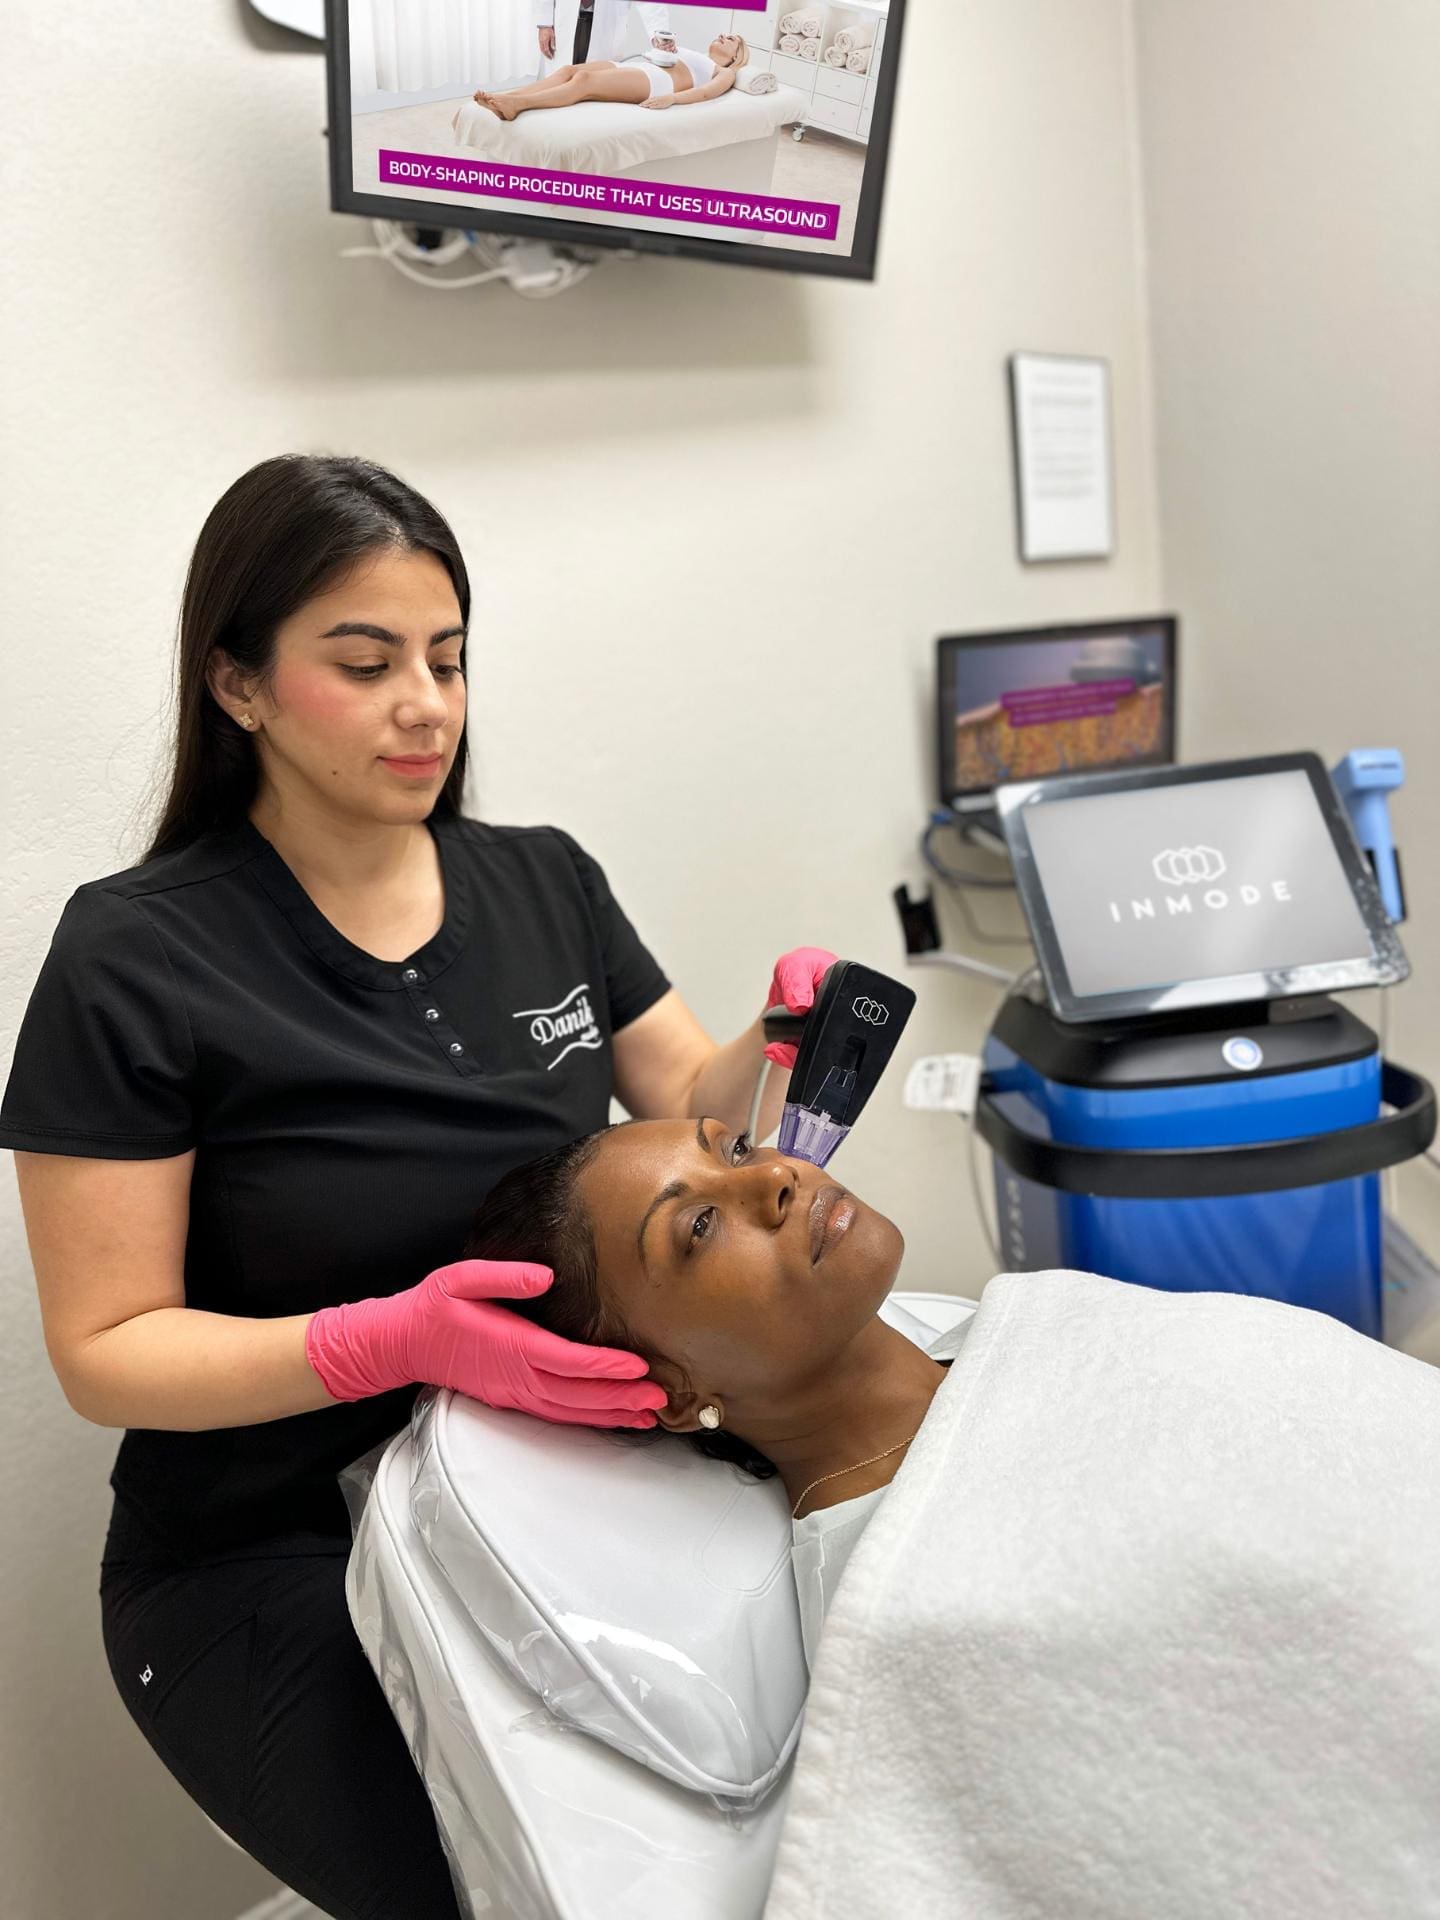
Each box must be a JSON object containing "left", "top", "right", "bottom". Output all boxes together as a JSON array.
[
  {"left": 141, "top": 455, "right": 472, "bottom": 861},
  {"left": 462, "top": 1130, "right": 777, "bottom": 1481}
]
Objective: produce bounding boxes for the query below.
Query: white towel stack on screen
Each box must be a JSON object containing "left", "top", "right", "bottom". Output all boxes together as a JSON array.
[
  {"left": 779, "top": 31, "right": 802, "bottom": 52},
  {"left": 732, "top": 66, "right": 777, "bottom": 93},
  {"left": 780, "top": 9, "right": 822, "bottom": 35},
  {"left": 822, "top": 44, "right": 846, "bottom": 64},
  {"left": 834, "top": 23, "right": 874, "bottom": 74},
  {"left": 799, "top": 38, "right": 820, "bottom": 60}
]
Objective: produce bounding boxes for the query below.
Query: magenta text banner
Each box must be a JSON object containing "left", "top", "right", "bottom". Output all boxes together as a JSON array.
[{"left": 378, "top": 148, "right": 840, "bottom": 241}]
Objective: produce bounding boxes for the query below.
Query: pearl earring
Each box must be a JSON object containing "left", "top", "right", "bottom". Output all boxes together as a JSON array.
[{"left": 698, "top": 1405, "right": 722, "bottom": 1431}]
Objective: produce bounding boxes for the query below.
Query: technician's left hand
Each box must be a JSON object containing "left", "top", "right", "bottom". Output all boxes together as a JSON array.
[
  {"left": 652, "top": 32, "right": 677, "bottom": 48},
  {"left": 763, "top": 946, "right": 839, "bottom": 1070}
]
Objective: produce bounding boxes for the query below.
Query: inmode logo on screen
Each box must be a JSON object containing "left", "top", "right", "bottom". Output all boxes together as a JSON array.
[{"left": 1025, "top": 772, "right": 1373, "bottom": 998}]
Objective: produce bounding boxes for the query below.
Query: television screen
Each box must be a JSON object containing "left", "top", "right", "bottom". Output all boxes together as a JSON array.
[
  {"left": 936, "top": 617, "right": 1178, "bottom": 807},
  {"left": 325, "top": 0, "right": 906, "bottom": 278}
]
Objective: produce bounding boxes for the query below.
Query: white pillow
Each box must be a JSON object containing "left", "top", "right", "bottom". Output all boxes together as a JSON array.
[
  {"left": 409, "top": 1388, "right": 803, "bottom": 1803},
  {"left": 405, "top": 1291, "right": 976, "bottom": 1803}
]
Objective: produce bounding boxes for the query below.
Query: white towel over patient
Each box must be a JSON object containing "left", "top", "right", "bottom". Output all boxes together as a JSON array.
[{"left": 766, "top": 1270, "right": 1440, "bottom": 1920}]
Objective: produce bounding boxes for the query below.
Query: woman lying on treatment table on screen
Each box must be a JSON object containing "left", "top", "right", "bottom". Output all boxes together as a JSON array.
[
  {"left": 473, "top": 33, "right": 750, "bottom": 121},
  {"left": 459, "top": 1113, "right": 953, "bottom": 1667}
]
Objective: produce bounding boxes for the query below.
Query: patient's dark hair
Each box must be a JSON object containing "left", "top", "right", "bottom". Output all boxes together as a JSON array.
[{"left": 461, "top": 1128, "right": 776, "bottom": 1481}]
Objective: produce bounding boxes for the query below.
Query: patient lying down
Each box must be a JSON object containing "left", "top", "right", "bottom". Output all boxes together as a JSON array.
[
  {"left": 462, "top": 1117, "right": 945, "bottom": 1658},
  {"left": 474, "top": 34, "right": 749, "bottom": 121},
  {"left": 458, "top": 1121, "right": 1440, "bottom": 1910}
]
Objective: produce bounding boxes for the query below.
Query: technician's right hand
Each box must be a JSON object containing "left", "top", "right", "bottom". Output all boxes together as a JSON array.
[
  {"left": 305, "top": 1259, "right": 668, "bottom": 1428},
  {"left": 537, "top": 25, "right": 556, "bottom": 57}
]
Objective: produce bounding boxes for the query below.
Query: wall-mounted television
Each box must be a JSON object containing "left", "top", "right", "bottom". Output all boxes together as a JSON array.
[{"left": 325, "top": 0, "right": 906, "bottom": 278}]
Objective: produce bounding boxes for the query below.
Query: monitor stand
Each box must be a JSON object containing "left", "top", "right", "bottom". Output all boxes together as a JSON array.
[
  {"left": 961, "top": 817, "right": 1007, "bottom": 859},
  {"left": 948, "top": 797, "right": 1007, "bottom": 857}
]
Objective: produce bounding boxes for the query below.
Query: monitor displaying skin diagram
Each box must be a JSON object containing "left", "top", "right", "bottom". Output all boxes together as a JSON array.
[{"left": 937, "top": 618, "right": 1178, "bottom": 808}]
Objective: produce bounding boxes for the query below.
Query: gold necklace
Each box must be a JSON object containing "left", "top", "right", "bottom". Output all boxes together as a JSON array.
[{"left": 790, "top": 1432, "right": 920, "bottom": 1520}]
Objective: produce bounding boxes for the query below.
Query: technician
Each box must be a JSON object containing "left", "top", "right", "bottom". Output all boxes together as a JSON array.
[{"left": 0, "top": 454, "right": 831, "bottom": 1920}]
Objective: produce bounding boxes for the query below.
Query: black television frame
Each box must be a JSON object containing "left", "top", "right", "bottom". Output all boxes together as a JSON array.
[
  {"left": 324, "top": 0, "right": 907, "bottom": 281},
  {"left": 935, "top": 614, "right": 1179, "bottom": 812}
]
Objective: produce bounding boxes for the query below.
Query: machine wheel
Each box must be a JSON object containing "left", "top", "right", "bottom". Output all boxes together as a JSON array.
[{"left": 792, "top": 124, "right": 806, "bottom": 142}]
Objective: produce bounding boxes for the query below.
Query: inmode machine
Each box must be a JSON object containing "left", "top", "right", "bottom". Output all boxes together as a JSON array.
[{"left": 976, "top": 750, "right": 1435, "bottom": 1337}]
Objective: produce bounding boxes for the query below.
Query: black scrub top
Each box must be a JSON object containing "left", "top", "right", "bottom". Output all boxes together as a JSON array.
[{"left": 0, "top": 812, "right": 670, "bottom": 1555}]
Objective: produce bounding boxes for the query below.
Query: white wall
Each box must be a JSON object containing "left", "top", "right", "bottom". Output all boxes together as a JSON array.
[
  {"left": 1, "top": 0, "right": 1156, "bottom": 1911},
  {"left": 1132, "top": 0, "right": 1440, "bottom": 1270}
]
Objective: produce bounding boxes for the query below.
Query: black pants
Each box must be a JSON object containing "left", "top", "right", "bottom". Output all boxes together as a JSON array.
[
  {"left": 572, "top": 5, "right": 594, "bottom": 63},
  {"left": 100, "top": 1504, "right": 462, "bottom": 1920}
]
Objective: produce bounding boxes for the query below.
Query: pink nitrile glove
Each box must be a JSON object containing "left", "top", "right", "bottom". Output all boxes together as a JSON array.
[
  {"left": 305, "top": 1259, "right": 669, "bottom": 1429},
  {"left": 762, "top": 946, "right": 839, "bottom": 1070}
]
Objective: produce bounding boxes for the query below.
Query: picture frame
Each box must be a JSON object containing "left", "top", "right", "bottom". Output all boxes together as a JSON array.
[{"left": 1008, "top": 352, "right": 1115, "bottom": 563}]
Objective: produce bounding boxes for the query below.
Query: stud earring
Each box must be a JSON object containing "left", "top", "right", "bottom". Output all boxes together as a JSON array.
[
  {"left": 239, "top": 713, "right": 254, "bottom": 729},
  {"left": 698, "top": 1405, "right": 723, "bottom": 1431}
]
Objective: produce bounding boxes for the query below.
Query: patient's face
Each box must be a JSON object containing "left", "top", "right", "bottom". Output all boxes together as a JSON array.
[
  {"left": 711, "top": 34, "right": 740, "bottom": 63},
  {"left": 576, "top": 1119, "right": 903, "bottom": 1424}
]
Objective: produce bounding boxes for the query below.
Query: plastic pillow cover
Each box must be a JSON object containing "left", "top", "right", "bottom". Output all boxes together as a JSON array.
[
  {"left": 405, "top": 1385, "right": 808, "bottom": 1804},
  {"left": 345, "top": 1415, "right": 792, "bottom": 1920}
]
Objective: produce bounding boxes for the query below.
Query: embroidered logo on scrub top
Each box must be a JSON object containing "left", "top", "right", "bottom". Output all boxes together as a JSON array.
[{"left": 513, "top": 982, "right": 603, "bottom": 1071}]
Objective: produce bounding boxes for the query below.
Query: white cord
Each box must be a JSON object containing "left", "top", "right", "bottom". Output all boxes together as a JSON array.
[
  {"left": 910, "top": 950, "right": 1021, "bottom": 988},
  {"left": 343, "top": 219, "right": 604, "bottom": 297},
  {"left": 342, "top": 221, "right": 509, "bottom": 289},
  {"left": 746, "top": 1056, "right": 772, "bottom": 1146}
]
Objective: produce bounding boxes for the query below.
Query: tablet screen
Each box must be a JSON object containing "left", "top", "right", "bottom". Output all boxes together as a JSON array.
[
  {"left": 1023, "top": 770, "right": 1372, "bottom": 999},
  {"left": 998, "top": 754, "right": 1410, "bottom": 1021}
]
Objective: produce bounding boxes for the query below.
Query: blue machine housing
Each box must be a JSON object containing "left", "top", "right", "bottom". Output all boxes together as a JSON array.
[{"left": 979, "top": 996, "right": 1434, "bottom": 1338}]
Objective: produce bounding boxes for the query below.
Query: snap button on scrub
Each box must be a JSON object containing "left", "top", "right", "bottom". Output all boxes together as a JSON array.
[
  {"left": 425, "top": 1008, "right": 440, "bottom": 1021},
  {"left": 449, "top": 1042, "right": 464, "bottom": 1055},
  {"left": 402, "top": 968, "right": 420, "bottom": 983}
]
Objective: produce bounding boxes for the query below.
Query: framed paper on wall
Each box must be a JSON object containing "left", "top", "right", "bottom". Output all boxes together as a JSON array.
[{"left": 1008, "top": 352, "right": 1115, "bottom": 563}]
